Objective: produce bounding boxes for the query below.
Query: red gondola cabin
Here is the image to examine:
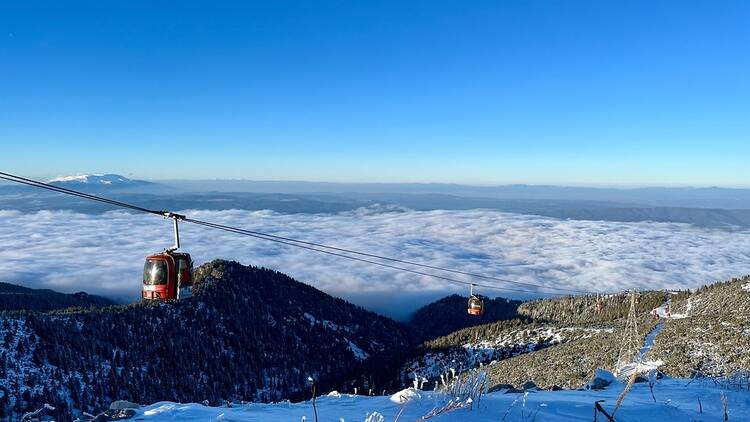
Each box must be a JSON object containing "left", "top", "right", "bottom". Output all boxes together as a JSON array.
[
  {"left": 142, "top": 252, "right": 193, "bottom": 300},
  {"left": 142, "top": 212, "right": 193, "bottom": 301}
]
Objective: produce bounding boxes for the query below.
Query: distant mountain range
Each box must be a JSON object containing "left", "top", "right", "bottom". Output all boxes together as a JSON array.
[
  {"left": 0, "top": 173, "right": 153, "bottom": 194},
  {"left": 2, "top": 174, "right": 750, "bottom": 229},
  {"left": 0, "top": 282, "right": 115, "bottom": 312},
  {"left": 4, "top": 174, "right": 750, "bottom": 208},
  {"left": 48, "top": 173, "right": 152, "bottom": 188},
  {"left": 159, "top": 180, "right": 750, "bottom": 210}
]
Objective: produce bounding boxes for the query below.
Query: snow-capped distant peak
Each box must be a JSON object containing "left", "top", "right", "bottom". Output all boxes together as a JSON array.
[{"left": 48, "top": 174, "right": 135, "bottom": 185}]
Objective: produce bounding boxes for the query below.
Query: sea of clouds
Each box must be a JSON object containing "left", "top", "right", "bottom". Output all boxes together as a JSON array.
[{"left": 2, "top": 208, "right": 750, "bottom": 319}]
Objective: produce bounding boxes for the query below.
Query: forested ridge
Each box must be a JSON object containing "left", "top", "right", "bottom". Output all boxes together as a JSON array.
[
  {"left": 0, "top": 260, "right": 412, "bottom": 420},
  {"left": 407, "top": 294, "right": 521, "bottom": 341},
  {"left": 0, "top": 282, "right": 114, "bottom": 312}
]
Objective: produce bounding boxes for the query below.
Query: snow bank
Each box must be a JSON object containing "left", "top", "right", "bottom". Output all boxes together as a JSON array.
[
  {"left": 652, "top": 303, "right": 688, "bottom": 319},
  {"left": 132, "top": 378, "right": 750, "bottom": 421},
  {"left": 389, "top": 387, "right": 421, "bottom": 404},
  {"left": 618, "top": 360, "right": 664, "bottom": 378}
]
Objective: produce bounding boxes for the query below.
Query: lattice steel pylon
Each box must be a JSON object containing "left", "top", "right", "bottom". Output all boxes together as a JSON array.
[{"left": 615, "top": 290, "right": 640, "bottom": 376}]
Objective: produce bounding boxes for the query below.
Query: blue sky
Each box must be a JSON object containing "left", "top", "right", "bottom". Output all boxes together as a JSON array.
[{"left": 1, "top": 1, "right": 748, "bottom": 186}]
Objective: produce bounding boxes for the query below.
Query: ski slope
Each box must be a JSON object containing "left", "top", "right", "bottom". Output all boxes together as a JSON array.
[
  {"left": 133, "top": 378, "right": 750, "bottom": 421},
  {"left": 616, "top": 323, "right": 665, "bottom": 379}
]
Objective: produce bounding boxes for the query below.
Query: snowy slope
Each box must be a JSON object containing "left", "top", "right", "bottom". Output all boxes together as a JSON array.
[
  {"left": 131, "top": 378, "right": 750, "bottom": 421},
  {"left": 616, "top": 323, "right": 665, "bottom": 378},
  {"left": 48, "top": 174, "right": 139, "bottom": 185},
  {"left": 648, "top": 275, "right": 750, "bottom": 378},
  {"left": 405, "top": 325, "right": 612, "bottom": 383},
  {"left": 45, "top": 174, "right": 154, "bottom": 192}
]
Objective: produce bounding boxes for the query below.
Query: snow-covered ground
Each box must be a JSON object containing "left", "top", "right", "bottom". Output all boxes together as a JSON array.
[
  {"left": 132, "top": 378, "right": 750, "bottom": 421},
  {"left": 617, "top": 323, "right": 665, "bottom": 378},
  {"left": 652, "top": 300, "right": 689, "bottom": 320}
]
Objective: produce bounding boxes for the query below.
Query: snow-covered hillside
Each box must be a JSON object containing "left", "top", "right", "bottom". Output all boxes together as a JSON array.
[
  {"left": 47, "top": 174, "right": 148, "bottom": 187},
  {"left": 124, "top": 377, "right": 749, "bottom": 421},
  {"left": 0, "top": 261, "right": 412, "bottom": 420},
  {"left": 648, "top": 275, "right": 750, "bottom": 378},
  {"left": 405, "top": 325, "right": 612, "bottom": 383},
  {"left": 49, "top": 174, "right": 127, "bottom": 184}
]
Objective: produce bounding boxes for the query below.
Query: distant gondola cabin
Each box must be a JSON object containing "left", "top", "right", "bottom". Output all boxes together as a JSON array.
[{"left": 467, "top": 295, "right": 484, "bottom": 316}]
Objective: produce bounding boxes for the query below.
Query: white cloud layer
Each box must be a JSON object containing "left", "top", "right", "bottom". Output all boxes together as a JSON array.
[{"left": 2, "top": 208, "right": 750, "bottom": 319}]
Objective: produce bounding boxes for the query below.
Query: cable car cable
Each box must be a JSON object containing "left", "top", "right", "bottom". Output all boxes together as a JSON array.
[
  {"left": 0, "top": 171, "right": 596, "bottom": 295},
  {"left": 180, "top": 217, "right": 586, "bottom": 294},
  {"left": 0, "top": 171, "right": 592, "bottom": 294},
  {"left": 185, "top": 219, "right": 553, "bottom": 294},
  {"left": 0, "top": 172, "right": 163, "bottom": 216}
]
